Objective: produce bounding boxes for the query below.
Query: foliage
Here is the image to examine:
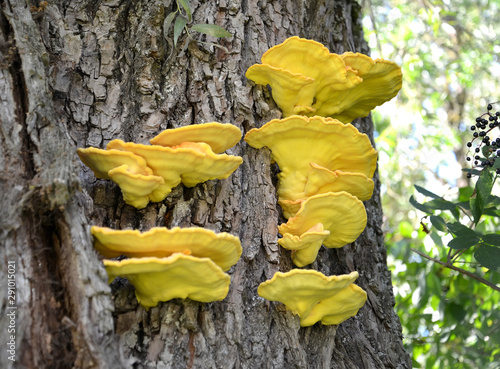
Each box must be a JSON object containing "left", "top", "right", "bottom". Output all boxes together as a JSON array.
[
  {"left": 362, "top": 0, "right": 500, "bottom": 367},
  {"left": 163, "top": 0, "right": 232, "bottom": 56}
]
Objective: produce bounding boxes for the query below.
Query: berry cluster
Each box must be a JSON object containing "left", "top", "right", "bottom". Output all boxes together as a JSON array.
[{"left": 465, "top": 102, "right": 500, "bottom": 178}]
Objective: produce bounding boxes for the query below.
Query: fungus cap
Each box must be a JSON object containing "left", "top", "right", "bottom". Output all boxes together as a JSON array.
[
  {"left": 104, "top": 254, "right": 230, "bottom": 308},
  {"left": 279, "top": 192, "right": 367, "bottom": 254},
  {"left": 107, "top": 139, "right": 242, "bottom": 198},
  {"left": 278, "top": 163, "right": 374, "bottom": 218},
  {"left": 244, "top": 116, "right": 377, "bottom": 202},
  {"left": 150, "top": 123, "right": 242, "bottom": 154},
  {"left": 323, "top": 52, "right": 402, "bottom": 122},
  {"left": 257, "top": 269, "right": 364, "bottom": 326},
  {"left": 245, "top": 36, "right": 401, "bottom": 121},
  {"left": 77, "top": 147, "right": 152, "bottom": 180},
  {"left": 277, "top": 223, "right": 330, "bottom": 267},
  {"left": 246, "top": 36, "right": 362, "bottom": 117},
  {"left": 92, "top": 226, "right": 242, "bottom": 271},
  {"left": 107, "top": 165, "right": 165, "bottom": 209},
  {"left": 300, "top": 283, "right": 367, "bottom": 326}
]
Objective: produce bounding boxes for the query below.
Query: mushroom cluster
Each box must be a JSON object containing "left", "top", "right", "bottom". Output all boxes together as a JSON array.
[
  {"left": 246, "top": 36, "right": 402, "bottom": 122},
  {"left": 245, "top": 115, "right": 377, "bottom": 267},
  {"left": 78, "top": 123, "right": 243, "bottom": 209},
  {"left": 246, "top": 36, "right": 402, "bottom": 326},
  {"left": 92, "top": 226, "right": 242, "bottom": 308}
]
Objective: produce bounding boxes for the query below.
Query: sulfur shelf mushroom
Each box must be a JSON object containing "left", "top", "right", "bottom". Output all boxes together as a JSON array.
[
  {"left": 277, "top": 223, "right": 330, "bottom": 268},
  {"left": 108, "top": 165, "right": 165, "bottom": 209},
  {"left": 278, "top": 192, "right": 367, "bottom": 267},
  {"left": 244, "top": 115, "right": 377, "bottom": 216},
  {"left": 245, "top": 36, "right": 402, "bottom": 122},
  {"left": 77, "top": 148, "right": 165, "bottom": 209},
  {"left": 257, "top": 269, "right": 366, "bottom": 326},
  {"left": 77, "top": 147, "right": 153, "bottom": 180},
  {"left": 107, "top": 139, "right": 242, "bottom": 199},
  {"left": 91, "top": 226, "right": 242, "bottom": 272},
  {"left": 300, "top": 282, "right": 368, "bottom": 326},
  {"left": 325, "top": 52, "right": 403, "bottom": 122},
  {"left": 279, "top": 163, "right": 374, "bottom": 217},
  {"left": 150, "top": 122, "right": 242, "bottom": 154},
  {"left": 104, "top": 254, "right": 231, "bottom": 308}
]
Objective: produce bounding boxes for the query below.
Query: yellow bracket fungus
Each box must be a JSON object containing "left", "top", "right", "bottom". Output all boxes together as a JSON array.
[
  {"left": 246, "top": 36, "right": 402, "bottom": 122},
  {"left": 107, "top": 139, "right": 242, "bottom": 200},
  {"left": 278, "top": 192, "right": 367, "bottom": 267},
  {"left": 244, "top": 115, "right": 377, "bottom": 217},
  {"left": 77, "top": 147, "right": 153, "bottom": 179},
  {"left": 257, "top": 270, "right": 366, "bottom": 327},
  {"left": 150, "top": 122, "right": 242, "bottom": 154},
  {"left": 108, "top": 165, "right": 165, "bottom": 209},
  {"left": 77, "top": 123, "right": 242, "bottom": 209},
  {"left": 91, "top": 226, "right": 242, "bottom": 272},
  {"left": 104, "top": 254, "right": 231, "bottom": 308},
  {"left": 279, "top": 163, "right": 374, "bottom": 217},
  {"left": 77, "top": 148, "right": 165, "bottom": 208}
]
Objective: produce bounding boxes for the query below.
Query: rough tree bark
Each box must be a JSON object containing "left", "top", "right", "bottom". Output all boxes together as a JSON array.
[{"left": 0, "top": 0, "right": 411, "bottom": 368}]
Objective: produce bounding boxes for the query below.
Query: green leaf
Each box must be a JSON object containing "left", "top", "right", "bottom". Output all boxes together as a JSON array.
[
  {"left": 190, "top": 24, "right": 232, "bottom": 38},
  {"left": 491, "top": 157, "right": 500, "bottom": 170},
  {"left": 414, "top": 184, "right": 442, "bottom": 199},
  {"left": 163, "top": 11, "right": 178, "bottom": 40},
  {"left": 176, "top": 0, "right": 192, "bottom": 21},
  {"left": 447, "top": 234, "right": 480, "bottom": 250},
  {"left": 470, "top": 169, "right": 493, "bottom": 225},
  {"left": 458, "top": 186, "right": 474, "bottom": 202},
  {"left": 481, "top": 233, "right": 500, "bottom": 246},
  {"left": 446, "top": 221, "right": 478, "bottom": 238},
  {"left": 481, "top": 145, "right": 493, "bottom": 158},
  {"left": 474, "top": 244, "right": 500, "bottom": 270},
  {"left": 425, "top": 198, "right": 457, "bottom": 211},
  {"left": 173, "top": 16, "right": 188, "bottom": 47},
  {"left": 409, "top": 195, "right": 433, "bottom": 214},
  {"left": 430, "top": 215, "right": 447, "bottom": 232},
  {"left": 445, "top": 302, "right": 467, "bottom": 322}
]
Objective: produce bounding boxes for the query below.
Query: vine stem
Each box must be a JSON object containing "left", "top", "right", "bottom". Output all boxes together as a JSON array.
[{"left": 410, "top": 248, "right": 500, "bottom": 292}]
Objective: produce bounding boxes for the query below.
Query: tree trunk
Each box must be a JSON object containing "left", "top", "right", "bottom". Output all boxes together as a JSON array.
[{"left": 0, "top": 0, "right": 411, "bottom": 368}]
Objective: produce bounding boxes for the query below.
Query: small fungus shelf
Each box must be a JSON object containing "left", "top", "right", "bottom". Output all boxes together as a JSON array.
[{"left": 257, "top": 270, "right": 367, "bottom": 327}]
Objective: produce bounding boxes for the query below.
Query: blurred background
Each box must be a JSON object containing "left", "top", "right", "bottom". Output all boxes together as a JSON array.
[{"left": 361, "top": 0, "right": 500, "bottom": 367}]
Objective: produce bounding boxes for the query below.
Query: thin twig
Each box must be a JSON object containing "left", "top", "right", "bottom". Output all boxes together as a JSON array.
[{"left": 411, "top": 247, "right": 500, "bottom": 292}]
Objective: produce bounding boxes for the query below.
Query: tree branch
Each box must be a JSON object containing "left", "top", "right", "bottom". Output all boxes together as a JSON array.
[{"left": 411, "top": 248, "right": 500, "bottom": 292}]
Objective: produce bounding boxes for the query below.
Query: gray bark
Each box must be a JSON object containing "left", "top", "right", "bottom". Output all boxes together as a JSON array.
[{"left": 0, "top": 0, "right": 411, "bottom": 368}]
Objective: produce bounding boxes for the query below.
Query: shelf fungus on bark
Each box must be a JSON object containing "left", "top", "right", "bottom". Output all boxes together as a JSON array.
[
  {"left": 91, "top": 226, "right": 242, "bottom": 272},
  {"left": 104, "top": 254, "right": 231, "bottom": 308},
  {"left": 107, "top": 139, "right": 242, "bottom": 193},
  {"left": 150, "top": 122, "right": 242, "bottom": 154},
  {"left": 77, "top": 124, "right": 243, "bottom": 209},
  {"left": 257, "top": 270, "right": 367, "bottom": 327},
  {"left": 245, "top": 36, "right": 402, "bottom": 122},
  {"left": 77, "top": 148, "right": 165, "bottom": 208},
  {"left": 278, "top": 192, "right": 367, "bottom": 267},
  {"left": 244, "top": 115, "right": 377, "bottom": 218}
]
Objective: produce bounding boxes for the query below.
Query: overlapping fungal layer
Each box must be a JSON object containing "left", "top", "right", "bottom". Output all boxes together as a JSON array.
[
  {"left": 245, "top": 115, "right": 377, "bottom": 218},
  {"left": 91, "top": 226, "right": 242, "bottom": 271},
  {"left": 77, "top": 123, "right": 242, "bottom": 209},
  {"left": 104, "top": 254, "right": 231, "bottom": 308},
  {"left": 278, "top": 192, "right": 367, "bottom": 267},
  {"left": 94, "top": 226, "right": 242, "bottom": 308},
  {"left": 246, "top": 36, "right": 402, "bottom": 122},
  {"left": 257, "top": 270, "right": 367, "bottom": 327},
  {"left": 245, "top": 115, "right": 375, "bottom": 267}
]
